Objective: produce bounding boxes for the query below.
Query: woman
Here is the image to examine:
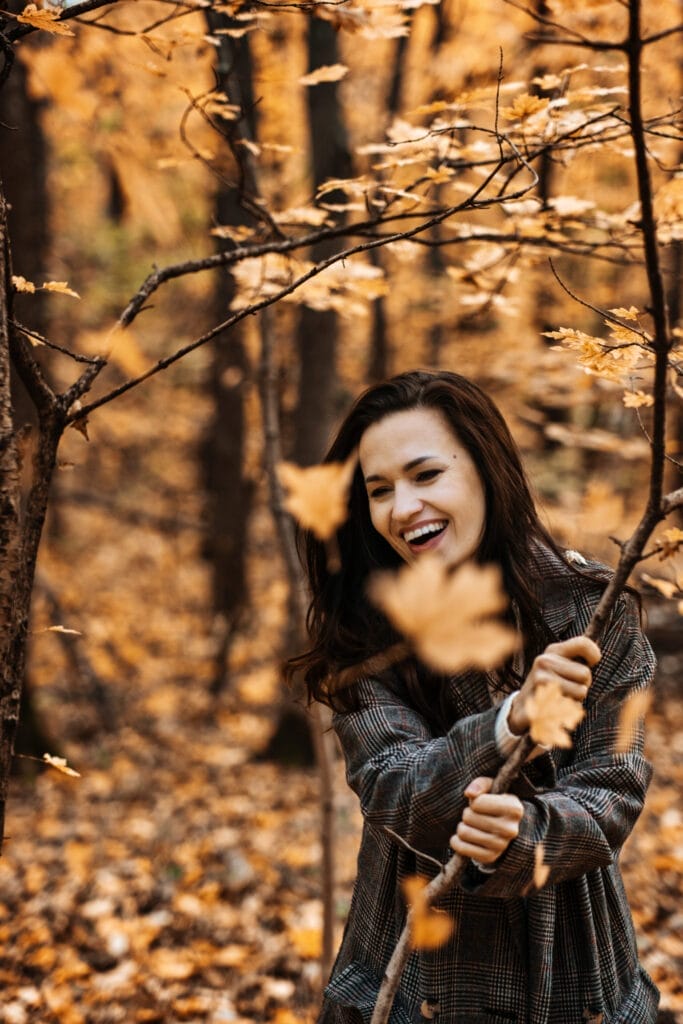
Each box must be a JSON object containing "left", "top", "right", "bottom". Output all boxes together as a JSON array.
[{"left": 287, "top": 370, "right": 658, "bottom": 1024}]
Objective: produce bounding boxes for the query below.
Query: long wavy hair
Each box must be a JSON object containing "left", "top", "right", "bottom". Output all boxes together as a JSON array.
[{"left": 285, "top": 370, "right": 570, "bottom": 730}]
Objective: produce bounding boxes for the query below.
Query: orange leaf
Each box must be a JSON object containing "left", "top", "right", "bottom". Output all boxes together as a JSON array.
[
  {"left": 16, "top": 5, "right": 74, "bottom": 35},
  {"left": 525, "top": 680, "right": 585, "bottom": 748},
  {"left": 277, "top": 452, "right": 357, "bottom": 540},
  {"left": 369, "top": 556, "right": 518, "bottom": 673},
  {"left": 402, "top": 875, "right": 453, "bottom": 950}
]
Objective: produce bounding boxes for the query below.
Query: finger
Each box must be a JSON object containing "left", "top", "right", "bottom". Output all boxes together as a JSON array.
[
  {"left": 547, "top": 635, "right": 601, "bottom": 667},
  {"left": 462, "top": 808, "right": 521, "bottom": 838},
  {"left": 455, "top": 822, "right": 510, "bottom": 851},
  {"left": 532, "top": 653, "right": 593, "bottom": 686},
  {"left": 464, "top": 776, "right": 493, "bottom": 800},
  {"left": 466, "top": 794, "right": 524, "bottom": 820},
  {"left": 450, "top": 826, "right": 513, "bottom": 864}
]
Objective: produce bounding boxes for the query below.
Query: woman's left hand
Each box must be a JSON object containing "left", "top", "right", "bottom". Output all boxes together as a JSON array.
[{"left": 449, "top": 776, "right": 524, "bottom": 865}]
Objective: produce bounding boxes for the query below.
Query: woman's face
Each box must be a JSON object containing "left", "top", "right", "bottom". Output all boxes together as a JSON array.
[{"left": 359, "top": 406, "right": 486, "bottom": 568}]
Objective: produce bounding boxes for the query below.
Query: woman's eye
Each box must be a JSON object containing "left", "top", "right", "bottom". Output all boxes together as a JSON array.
[
  {"left": 416, "top": 469, "right": 442, "bottom": 483},
  {"left": 369, "top": 486, "right": 391, "bottom": 499}
]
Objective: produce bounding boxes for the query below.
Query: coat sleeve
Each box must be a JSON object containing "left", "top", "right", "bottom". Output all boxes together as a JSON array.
[
  {"left": 461, "top": 591, "right": 655, "bottom": 898},
  {"left": 334, "top": 678, "right": 503, "bottom": 851}
]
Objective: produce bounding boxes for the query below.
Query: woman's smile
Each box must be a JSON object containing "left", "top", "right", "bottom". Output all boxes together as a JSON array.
[{"left": 359, "top": 406, "right": 486, "bottom": 568}]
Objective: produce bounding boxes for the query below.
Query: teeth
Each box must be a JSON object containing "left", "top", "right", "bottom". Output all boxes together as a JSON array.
[{"left": 404, "top": 521, "right": 447, "bottom": 544}]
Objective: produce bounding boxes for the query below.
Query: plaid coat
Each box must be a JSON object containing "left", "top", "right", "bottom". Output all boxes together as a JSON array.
[{"left": 319, "top": 549, "right": 659, "bottom": 1024}]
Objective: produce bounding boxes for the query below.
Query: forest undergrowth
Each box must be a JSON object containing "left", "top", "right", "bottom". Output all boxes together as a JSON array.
[{"left": 0, "top": 372, "right": 681, "bottom": 1024}]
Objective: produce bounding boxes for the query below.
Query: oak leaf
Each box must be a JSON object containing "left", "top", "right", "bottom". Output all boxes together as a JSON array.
[
  {"left": 525, "top": 680, "right": 585, "bottom": 748},
  {"left": 16, "top": 4, "right": 74, "bottom": 35},
  {"left": 402, "top": 875, "right": 454, "bottom": 950},
  {"left": 277, "top": 453, "right": 357, "bottom": 540},
  {"left": 368, "top": 556, "right": 518, "bottom": 673}
]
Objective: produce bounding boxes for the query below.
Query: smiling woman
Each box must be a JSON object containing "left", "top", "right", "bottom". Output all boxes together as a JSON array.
[{"left": 285, "top": 370, "right": 658, "bottom": 1024}]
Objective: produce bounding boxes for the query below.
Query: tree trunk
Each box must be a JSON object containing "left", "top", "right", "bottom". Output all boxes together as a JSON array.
[
  {"left": 201, "top": 19, "right": 256, "bottom": 695},
  {"left": 292, "top": 19, "right": 353, "bottom": 466}
]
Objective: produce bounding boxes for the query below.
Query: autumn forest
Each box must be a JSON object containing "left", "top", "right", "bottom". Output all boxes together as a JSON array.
[{"left": 0, "top": 0, "right": 682, "bottom": 1021}]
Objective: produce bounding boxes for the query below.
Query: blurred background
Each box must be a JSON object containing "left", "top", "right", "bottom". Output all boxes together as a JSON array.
[{"left": 0, "top": 0, "right": 681, "bottom": 1020}]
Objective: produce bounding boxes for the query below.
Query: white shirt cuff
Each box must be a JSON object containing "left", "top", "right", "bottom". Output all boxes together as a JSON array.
[{"left": 495, "top": 691, "right": 524, "bottom": 756}]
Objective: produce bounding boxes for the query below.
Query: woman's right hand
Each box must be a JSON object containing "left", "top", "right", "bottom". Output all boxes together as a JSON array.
[{"left": 508, "top": 635, "right": 601, "bottom": 736}]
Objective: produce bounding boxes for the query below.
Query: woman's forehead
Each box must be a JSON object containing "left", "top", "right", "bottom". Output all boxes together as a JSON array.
[{"left": 359, "top": 407, "right": 461, "bottom": 474}]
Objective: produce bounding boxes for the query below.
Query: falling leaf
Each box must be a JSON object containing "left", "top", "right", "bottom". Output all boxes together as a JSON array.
[
  {"left": 12, "top": 274, "right": 36, "bottom": 293},
  {"left": 41, "top": 280, "right": 80, "bottom": 299},
  {"left": 402, "top": 875, "right": 453, "bottom": 950},
  {"left": 299, "top": 64, "right": 349, "bottom": 87},
  {"left": 16, "top": 4, "right": 74, "bottom": 35},
  {"left": 534, "top": 843, "right": 550, "bottom": 889},
  {"left": 368, "top": 556, "right": 518, "bottom": 673},
  {"left": 46, "top": 625, "right": 82, "bottom": 636},
  {"left": 43, "top": 754, "right": 81, "bottom": 778},
  {"left": 277, "top": 452, "right": 357, "bottom": 540},
  {"left": 525, "top": 680, "right": 585, "bottom": 748},
  {"left": 615, "top": 689, "right": 652, "bottom": 753}
]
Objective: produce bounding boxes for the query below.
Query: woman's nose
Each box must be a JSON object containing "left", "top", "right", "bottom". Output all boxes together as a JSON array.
[{"left": 392, "top": 483, "right": 423, "bottom": 522}]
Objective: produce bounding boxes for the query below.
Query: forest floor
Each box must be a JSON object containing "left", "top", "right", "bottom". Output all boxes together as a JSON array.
[{"left": 1, "top": 645, "right": 682, "bottom": 1023}]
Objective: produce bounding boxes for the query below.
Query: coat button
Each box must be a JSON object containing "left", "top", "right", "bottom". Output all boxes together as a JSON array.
[{"left": 420, "top": 1000, "right": 441, "bottom": 1019}]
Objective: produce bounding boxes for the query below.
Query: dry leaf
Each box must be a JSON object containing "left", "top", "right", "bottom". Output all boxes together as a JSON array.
[
  {"left": 615, "top": 690, "right": 652, "bottom": 753},
  {"left": 502, "top": 94, "right": 549, "bottom": 121},
  {"left": 46, "top": 625, "right": 82, "bottom": 636},
  {"left": 623, "top": 390, "right": 653, "bottom": 408},
  {"left": 42, "top": 280, "right": 80, "bottom": 299},
  {"left": 609, "top": 306, "right": 640, "bottom": 321},
  {"left": 525, "top": 680, "right": 585, "bottom": 748},
  {"left": 43, "top": 754, "right": 81, "bottom": 778},
  {"left": 16, "top": 4, "right": 74, "bottom": 35},
  {"left": 12, "top": 274, "right": 36, "bottom": 293},
  {"left": 299, "top": 64, "right": 349, "bottom": 87},
  {"left": 534, "top": 843, "right": 550, "bottom": 889},
  {"left": 402, "top": 875, "right": 453, "bottom": 950},
  {"left": 368, "top": 556, "right": 518, "bottom": 673},
  {"left": 277, "top": 453, "right": 357, "bottom": 540}
]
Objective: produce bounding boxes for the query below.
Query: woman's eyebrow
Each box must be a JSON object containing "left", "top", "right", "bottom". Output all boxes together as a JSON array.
[{"left": 364, "top": 455, "right": 436, "bottom": 483}]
